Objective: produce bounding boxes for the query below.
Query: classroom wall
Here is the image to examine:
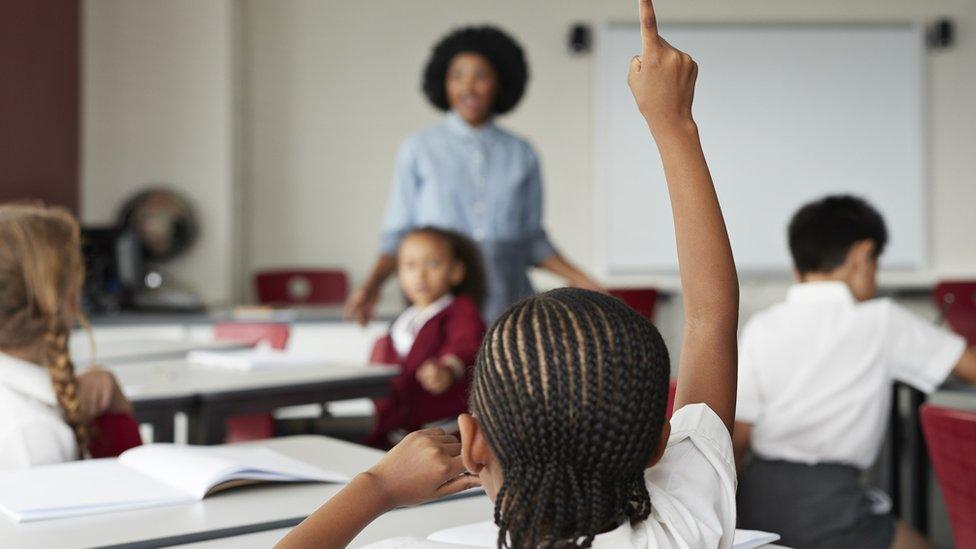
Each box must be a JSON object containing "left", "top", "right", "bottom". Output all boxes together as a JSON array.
[
  {"left": 81, "top": 0, "right": 238, "bottom": 305},
  {"left": 80, "top": 0, "right": 976, "bottom": 307},
  {"left": 0, "top": 0, "right": 80, "bottom": 212},
  {"left": 242, "top": 0, "right": 976, "bottom": 308}
]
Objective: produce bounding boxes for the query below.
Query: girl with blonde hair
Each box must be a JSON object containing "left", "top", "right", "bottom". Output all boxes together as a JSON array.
[{"left": 0, "top": 204, "right": 134, "bottom": 469}]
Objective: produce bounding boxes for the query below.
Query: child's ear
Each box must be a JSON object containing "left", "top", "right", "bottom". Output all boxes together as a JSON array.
[
  {"left": 645, "top": 420, "right": 672, "bottom": 468},
  {"left": 846, "top": 239, "right": 875, "bottom": 270},
  {"left": 458, "top": 413, "right": 489, "bottom": 474},
  {"left": 449, "top": 260, "right": 466, "bottom": 287}
]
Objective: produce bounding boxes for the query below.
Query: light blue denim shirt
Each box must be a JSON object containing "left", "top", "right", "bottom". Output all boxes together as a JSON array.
[{"left": 380, "top": 112, "right": 557, "bottom": 320}]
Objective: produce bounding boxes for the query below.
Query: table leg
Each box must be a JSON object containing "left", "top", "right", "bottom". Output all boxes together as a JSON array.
[
  {"left": 889, "top": 384, "right": 902, "bottom": 517},
  {"left": 907, "top": 387, "right": 929, "bottom": 534}
]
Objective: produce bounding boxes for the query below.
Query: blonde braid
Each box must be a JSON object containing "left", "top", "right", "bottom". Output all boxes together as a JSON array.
[{"left": 42, "top": 319, "right": 89, "bottom": 457}]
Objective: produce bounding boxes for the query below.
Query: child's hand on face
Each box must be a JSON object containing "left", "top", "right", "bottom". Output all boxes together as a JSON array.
[
  {"left": 627, "top": 0, "right": 698, "bottom": 138},
  {"left": 363, "top": 428, "right": 480, "bottom": 508},
  {"left": 416, "top": 360, "right": 454, "bottom": 395}
]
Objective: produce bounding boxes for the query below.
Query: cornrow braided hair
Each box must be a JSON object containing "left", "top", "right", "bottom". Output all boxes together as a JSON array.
[
  {"left": 0, "top": 203, "right": 89, "bottom": 455},
  {"left": 470, "top": 288, "right": 670, "bottom": 548}
]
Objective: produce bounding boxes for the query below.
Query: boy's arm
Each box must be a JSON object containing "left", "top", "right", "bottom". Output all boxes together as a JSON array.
[
  {"left": 732, "top": 421, "right": 753, "bottom": 471},
  {"left": 952, "top": 348, "right": 976, "bottom": 384},
  {"left": 276, "top": 429, "right": 479, "bottom": 549},
  {"left": 628, "top": 0, "right": 739, "bottom": 433}
]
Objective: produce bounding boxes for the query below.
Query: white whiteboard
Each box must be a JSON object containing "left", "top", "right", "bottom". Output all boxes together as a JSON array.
[{"left": 595, "top": 23, "right": 926, "bottom": 274}]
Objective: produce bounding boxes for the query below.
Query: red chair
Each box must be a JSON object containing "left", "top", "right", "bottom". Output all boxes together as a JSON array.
[
  {"left": 609, "top": 288, "right": 659, "bottom": 321},
  {"left": 920, "top": 404, "right": 976, "bottom": 548},
  {"left": 254, "top": 269, "right": 348, "bottom": 306},
  {"left": 934, "top": 281, "right": 976, "bottom": 346},
  {"left": 89, "top": 413, "right": 143, "bottom": 458},
  {"left": 214, "top": 322, "right": 290, "bottom": 350},
  {"left": 214, "top": 322, "right": 291, "bottom": 442}
]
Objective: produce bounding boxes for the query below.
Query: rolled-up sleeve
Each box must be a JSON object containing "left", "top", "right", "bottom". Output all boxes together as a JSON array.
[
  {"left": 524, "top": 146, "right": 557, "bottom": 265},
  {"left": 379, "top": 139, "right": 419, "bottom": 254}
]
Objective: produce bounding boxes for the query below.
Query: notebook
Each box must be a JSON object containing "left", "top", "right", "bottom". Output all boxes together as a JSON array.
[
  {"left": 187, "top": 347, "right": 326, "bottom": 371},
  {"left": 425, "top": 521, "right": 781, "bottom": 549},
  {"left": 0, "top": 444, "right": 347, "bottom": 522}
]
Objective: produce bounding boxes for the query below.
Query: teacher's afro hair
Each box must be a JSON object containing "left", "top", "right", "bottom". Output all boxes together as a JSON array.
[{"left": 422, "top": 26, "right": 529, "bottom": 115}]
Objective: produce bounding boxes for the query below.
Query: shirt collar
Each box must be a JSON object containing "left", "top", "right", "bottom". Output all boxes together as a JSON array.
[
  {"left": 404, "top": 293, "right": 455, "bottom": 328},
  {"left": 445, "top": 111, "right": 497, "bottom": 143},
  {"left": 786, "top": 280, "right": 856, "bottom": 305},
  {"left": 0, "top": 351, "right": 58, "bottom": 405}
]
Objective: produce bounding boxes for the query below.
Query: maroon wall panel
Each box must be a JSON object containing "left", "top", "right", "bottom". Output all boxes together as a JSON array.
[{"left": 0, "top": 0, "right": 80, "bottom": 212}]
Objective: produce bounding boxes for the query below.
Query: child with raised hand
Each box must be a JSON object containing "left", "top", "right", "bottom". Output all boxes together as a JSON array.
[
  {"left": 0, "top": 204, "right": 135, "bottom": 469},
  {"left": 278, "top": 0, "right": 738, "bottom": 546},
  {"left": 366, "top": 227, "right": 487, "bottom": 448}
]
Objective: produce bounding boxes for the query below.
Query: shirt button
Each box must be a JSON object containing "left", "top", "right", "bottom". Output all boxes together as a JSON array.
[
  {"left": 473, "top": 151, "right": 484, "bottom": 164},
  {"left": 473, "top": 201, "right": 485, "bottom": 214},
  {"left": 473, "top": 229, "right": 486, "bottom": 241}
]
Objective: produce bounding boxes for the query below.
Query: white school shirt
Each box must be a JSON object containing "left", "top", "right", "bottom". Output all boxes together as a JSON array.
[
  {"left": 736, "top": 281, "right": 966, "bottom": 470},
  {"left": 364, "top": 403, "right": 737, "bottom": 549},
  {"left": 0, "top": 352, "right": 78, "bottom": 470},
  {"left": 390, "top": 294, "right": 455, "bottom": 357}
]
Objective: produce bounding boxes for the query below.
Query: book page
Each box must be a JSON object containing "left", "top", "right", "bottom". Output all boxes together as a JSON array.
[
  {"left": 119, "top": 444, "right": 347, "bottom": 499},
  {"left": 0, "top": 459, "right": 190, "bottom": 522}
]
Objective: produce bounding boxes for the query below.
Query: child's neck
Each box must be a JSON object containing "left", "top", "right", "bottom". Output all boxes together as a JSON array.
[
  {"left": 0, "top": 343, "right": 44, "bottom": 365},
  {"left": 412, "top": 293, "right": 451, "bottom": 311}
]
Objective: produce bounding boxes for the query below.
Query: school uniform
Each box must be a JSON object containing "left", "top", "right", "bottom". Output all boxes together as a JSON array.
[
  {"left": 367, "top": 294, "right": 486, "bottom": 448},
  {"left": 735, "top": 281, "right": 966, "bottom": 548},
  {"left": 0, "top": 352, "right": 78, "bottom": 470},
  {"left": 364, "top": 404, "right": 738, "bottom": 548}
]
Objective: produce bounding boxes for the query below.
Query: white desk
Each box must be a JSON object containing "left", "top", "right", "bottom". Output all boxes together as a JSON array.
[
  {"left": 71, "top": 338, "right": 248, "bottom": 366},
  {"left": 180, "top": 495, "right": 494, "bottom": 548},
  {"left": 0, "top": 436, "right": 397, "bottom": 548},
  {"left": 109, "top": 360, "right": 397, "bottom": 443}
]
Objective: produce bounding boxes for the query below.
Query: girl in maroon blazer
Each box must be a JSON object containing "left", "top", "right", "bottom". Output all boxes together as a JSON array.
[{"left": 366, "top": 227, "right": 487, "bottom": 448}]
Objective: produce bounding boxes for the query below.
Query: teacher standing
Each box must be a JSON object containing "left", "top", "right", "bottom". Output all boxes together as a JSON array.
[{"left": 346, "top": 26, "right": 602, "bottom": 323}]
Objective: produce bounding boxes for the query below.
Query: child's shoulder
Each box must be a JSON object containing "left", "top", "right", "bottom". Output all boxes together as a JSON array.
[{"left": 445, "top": 295, "right": 482, "bottom": 319}]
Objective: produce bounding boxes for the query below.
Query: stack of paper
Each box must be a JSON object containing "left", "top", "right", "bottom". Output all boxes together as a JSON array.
[{"left": 187, "top": 348, "right": 326, "bottom": 371}]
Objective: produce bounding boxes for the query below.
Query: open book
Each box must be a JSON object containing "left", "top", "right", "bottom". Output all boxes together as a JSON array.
[{"left": 0, "top": 444, "right": 347, "bottom": 522}]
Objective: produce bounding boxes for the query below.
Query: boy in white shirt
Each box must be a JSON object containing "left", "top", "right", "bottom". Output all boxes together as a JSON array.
[
  {"left": 734, "top": 195, "right": 976, "bottom": 549},
  {"left": 277, "top": 1, "right": 742, "bottom": 547}
]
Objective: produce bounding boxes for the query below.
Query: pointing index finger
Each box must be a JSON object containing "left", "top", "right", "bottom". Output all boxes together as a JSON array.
[{"left": 639, "top": 0, "right": 661, "bottom": 58}]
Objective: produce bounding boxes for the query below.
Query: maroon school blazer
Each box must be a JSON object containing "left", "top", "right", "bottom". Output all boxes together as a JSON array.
[{"left": 366, "top": 295, "right": 486, "bottom": 448}]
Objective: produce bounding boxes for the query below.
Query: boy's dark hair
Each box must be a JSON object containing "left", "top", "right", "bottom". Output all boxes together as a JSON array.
[
  {"left": 470, "top": 288, "right": 670, "bottom": 548},
  {"left": 788, "top": 195, "right": 888, "bottom": 274},
  {"left": 422, "top": 26, "right": 528, "bottom": 115},
  {"left": 405, "top": 227, "right": 487, "bottom": 312}
]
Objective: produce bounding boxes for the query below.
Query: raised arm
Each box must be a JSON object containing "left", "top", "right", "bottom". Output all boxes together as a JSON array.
[{"left": 627, "top": 0, "right": 739, "bottom": 432}]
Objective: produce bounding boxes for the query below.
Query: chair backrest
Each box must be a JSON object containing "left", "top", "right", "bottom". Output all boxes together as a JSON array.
[
  {"left": 608, "top": 287, "right": 659, "bottom": 321},
  {"left": 89, "top": 413, "right": 142, "bottom": 458},
  {"left": 214, "top": 322, "right": 290, "bottom": 350},
  {"left": 920, "top": 404, "right": 976, "bottom": 548},
  {"left": 254, "top": 269, "right": 348, "bottom": 306},
  {"left": 933, "top": 280, "right": 976, "bottom": 346}
]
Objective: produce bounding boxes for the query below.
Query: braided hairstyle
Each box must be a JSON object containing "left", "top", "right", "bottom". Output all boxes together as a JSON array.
[
  {"left": 0, "top": 204, "right": 89, "bottom": 454},
  {"left": 405, "top": 227, "right": 488, "bottom": 313},
  {"left": 470, "top": 288, "right": 670, "bottom": 548}
]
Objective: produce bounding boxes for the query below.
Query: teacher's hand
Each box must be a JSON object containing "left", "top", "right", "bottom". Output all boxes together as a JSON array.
[{"left": 344, "top": 284, "right": 380, "bottom": 326}]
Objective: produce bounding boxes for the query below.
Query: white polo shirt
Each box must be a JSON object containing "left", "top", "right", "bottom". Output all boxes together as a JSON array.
[
  {"left": 365, "top": 404, "right": 737, "bottom": 549},
  {"left": 0, "top": 352, "right": 78, "bottom": 470},
  {"left": 736, "top": 281, "right": 966, "bottom": 470}
]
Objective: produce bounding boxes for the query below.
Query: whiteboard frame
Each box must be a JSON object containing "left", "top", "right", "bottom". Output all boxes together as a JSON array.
[{"left": 592, "top": 21, "right": 929, "bottom": 278}]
